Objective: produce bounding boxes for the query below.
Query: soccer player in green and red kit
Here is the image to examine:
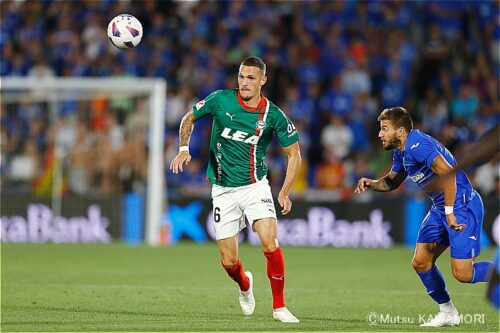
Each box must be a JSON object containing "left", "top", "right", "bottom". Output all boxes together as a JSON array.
[{"left": 170, "top": 56, "right": 301, "bottom": 323}]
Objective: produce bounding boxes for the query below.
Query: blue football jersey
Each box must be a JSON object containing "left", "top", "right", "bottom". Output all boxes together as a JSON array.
[{"left": 391, "top": 129, "right": 474, "bottom": 208}]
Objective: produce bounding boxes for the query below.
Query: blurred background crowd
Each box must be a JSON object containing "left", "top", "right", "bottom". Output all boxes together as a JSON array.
[{"left": 1, "top": 0, "right": 499, "bottom": 204}]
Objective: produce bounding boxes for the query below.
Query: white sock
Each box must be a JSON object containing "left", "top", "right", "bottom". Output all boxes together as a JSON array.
[{"left": 439, "top": 300, "right": 457, "bottom": 313}]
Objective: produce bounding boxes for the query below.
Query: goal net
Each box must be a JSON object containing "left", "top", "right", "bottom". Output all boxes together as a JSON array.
[{"left": 0, "top": 77, "right": 166, "bottom": 245}]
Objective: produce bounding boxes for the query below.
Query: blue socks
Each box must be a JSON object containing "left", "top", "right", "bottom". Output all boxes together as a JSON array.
[
  {"left": 470, "top": 261, "right": 494, "bottom": 283},
  {"left": 417, "top": 265, "right": 450, "bottom": 304},
  {"left": 417, "top": 262, "right": 495, "bottom": 307}
]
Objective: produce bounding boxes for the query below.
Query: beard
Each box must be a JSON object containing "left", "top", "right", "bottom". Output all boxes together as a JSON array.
[
  {"left": 239, "top": 90, "right": 253, "bottom": 101},
  {"left": 382, "top": 137, "right": 400, "bottom": 150},
  {"left": 240, "top": 94, "right": 252, "bottom": 101}
]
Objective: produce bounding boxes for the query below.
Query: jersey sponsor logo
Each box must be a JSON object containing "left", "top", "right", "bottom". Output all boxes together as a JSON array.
[
  {"left": 410, "top": 172, "right": 425, "bottom": 183},
  {"left": 216, "top": 143, "right": 222, "bottom": 181},
  {"left": 410, "top": 142, "right": 420, "bottom": 149},
  {"left": 255, "top": 120, "right": 266, "bottom": 131},
  {"left": 195, "top": 99, "right": 205, "bottom": 110},
  {"left": 261, "top": 198, "right": 272, "bottom": 204},
  {"left": 221, "top": 127, "right": 260, "bottom": 144},
  {"left": 225, "top": 112, "right": 235, "bottom": 121}
]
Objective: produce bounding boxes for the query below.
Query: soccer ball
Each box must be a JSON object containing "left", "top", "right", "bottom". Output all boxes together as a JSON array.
[{"left": 107, "top": 14, "right": 143, "bottom": 49}]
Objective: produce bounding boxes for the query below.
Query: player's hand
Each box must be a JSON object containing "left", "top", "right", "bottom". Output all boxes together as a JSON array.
[
  {"left": 278, "top": 191, "right": 292, "bottom": 215},
  {"left": 446, "top": 213, "right": 466, "bottom": 232},
  {"left": 354, "top": 177, "right": 374, "bottom": 194},
  {"left": 170, "top": 151, "right": 191, "bottom": 174}
]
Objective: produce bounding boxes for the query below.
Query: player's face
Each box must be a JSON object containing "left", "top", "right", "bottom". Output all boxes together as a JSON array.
[
  {"left": 379, "top": 120, "right": 400, "bottom": 150},
  {"left": 238, "top": 65, "right": 267, "bottom": 101}
]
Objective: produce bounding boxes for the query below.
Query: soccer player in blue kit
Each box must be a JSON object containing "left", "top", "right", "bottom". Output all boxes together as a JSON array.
[{"left": 355, "top": 107, "right": 495, "bottom": 327}]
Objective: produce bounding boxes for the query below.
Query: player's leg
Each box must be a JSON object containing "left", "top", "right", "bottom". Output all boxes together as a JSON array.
[
  {"left": 414, "top": 209, "right": 460, "bottom": 327},
  {"left": 242, "top": 181, "right": 298, "bottom": 323},
  {"left": 253, "top": 217, "right": 283, "bottom": 308},
  {"left": 253, "top": 217, "right": 299, "bottom": 323},
  {"left": 415, "top": 242, "right": 461, "bottom": 327},
  {"left": 449, "top": 192, "right": 494, "bottom": 283},
  {"left": 413, "top": 242, "right": 454, "bottom": 308},
  {"left": 217, "top": 233, "right": 255, "bottom": 316},
  {"left": 451, "top": 257, "right": 493, "bottom": 283},
  {"left": 218, "top": 234, "right": 247, "bottom": 287},
  {"left": 213, "top": 190, "right": 254, "bottom": 315}
]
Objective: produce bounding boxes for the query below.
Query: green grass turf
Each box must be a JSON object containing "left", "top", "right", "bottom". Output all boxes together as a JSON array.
[{"left": 1, "top": 243, "right": 498, "bottom": 332}]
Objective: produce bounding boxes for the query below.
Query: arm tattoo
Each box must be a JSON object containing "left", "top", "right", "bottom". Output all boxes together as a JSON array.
[
  {"left": 370, "top": 178, "right": 391, "bottom": 192},
  {"left": 371, "top": 171, "right": 407, "bottom": 192},
  {"left": 431, "top": 157, "right": 440, "bottom": 171},
  {"left": 179, "top": 111, "right": 195, "bottom": 147}
]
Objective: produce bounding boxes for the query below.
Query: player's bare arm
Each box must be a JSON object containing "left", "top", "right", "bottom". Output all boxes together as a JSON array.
[
  {"left": 170, "top": 110, "right": 195, "bottom": 174},
  {"left": 355, "top": 170, "right": 407, "bottom": 193},
  {"left": 278, "top": 142, "right": 301, "bottom": 215},
  {"left": 430, "top": 154, "right": 465, "bottom": 232}
]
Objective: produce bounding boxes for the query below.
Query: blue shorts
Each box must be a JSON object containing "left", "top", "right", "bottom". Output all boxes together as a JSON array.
[{"left": 417, "top": 191, "right": 484, "bottom": 259}]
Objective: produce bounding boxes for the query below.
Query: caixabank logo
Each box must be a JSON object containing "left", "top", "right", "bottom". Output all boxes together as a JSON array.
[
  {"left": 1, "top": 204, "right": 112, "bottom": 243},
  {"left": 205, "top": 206, "right": 395, "bottom": 248}
]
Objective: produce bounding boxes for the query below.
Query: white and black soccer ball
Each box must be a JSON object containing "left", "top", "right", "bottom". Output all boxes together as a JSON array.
[{"left": 107, "top": 14, "right": 143, "bottom": 49}]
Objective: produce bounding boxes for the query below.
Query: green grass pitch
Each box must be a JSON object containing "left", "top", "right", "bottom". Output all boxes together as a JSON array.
[{"left": 1, "top": 243, "right": 498, "bottom": 332}]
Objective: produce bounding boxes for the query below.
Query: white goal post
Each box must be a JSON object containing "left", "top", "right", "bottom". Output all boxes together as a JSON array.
[{"left": 1, "top": 77, "right": 166, "bottom": 246}]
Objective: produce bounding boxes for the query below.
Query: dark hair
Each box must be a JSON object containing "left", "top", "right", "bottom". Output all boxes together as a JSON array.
[
  {"left": 377, "top": 106, "right": 413, "bottom": 132},
  {"left": 241, "top": 56, "right": 266, "bottom": 74}
]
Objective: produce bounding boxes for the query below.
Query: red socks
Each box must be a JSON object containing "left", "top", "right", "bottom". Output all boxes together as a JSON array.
[
  {"left": 264, "top": 247, "right": 285, "bottom": 309},
  {"left": 222, "top": 259, "right": 250, "bottom": 292},
  {"left": 222, "top": 248, "right": 286, "bottom": 309}
]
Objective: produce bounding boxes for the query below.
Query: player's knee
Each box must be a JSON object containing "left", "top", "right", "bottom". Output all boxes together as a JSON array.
[
  {"left": 452, "top": 268, "right": 472, "bottom": 283},
  {"left": 261, "top": 238, "right": 278, "bottom": 253},
  {"left": 220, "top": 255, "right": 238, "bottom": 268},
  {"left": 412, "top": 258, "right": 432, "bottom": 273},
  {"left": 262, "top": 243, "right": 277, "bottom": 253}
]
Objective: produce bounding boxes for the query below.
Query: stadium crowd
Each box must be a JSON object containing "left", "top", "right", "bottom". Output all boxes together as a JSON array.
[{"left": 1, "top": 0, "right": 499, "bottom": 203}]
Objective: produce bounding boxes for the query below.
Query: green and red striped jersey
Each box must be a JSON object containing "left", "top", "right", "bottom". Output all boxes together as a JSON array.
[{"left": 192, "top": 89, "right": 299, "bottom": 187}]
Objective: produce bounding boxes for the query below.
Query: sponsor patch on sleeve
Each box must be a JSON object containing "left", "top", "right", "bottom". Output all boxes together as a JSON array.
[{"left": 195, "top": 99, "right": 206, "bottom": 110}]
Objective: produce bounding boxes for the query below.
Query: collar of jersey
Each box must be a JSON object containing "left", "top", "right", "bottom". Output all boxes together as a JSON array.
[
  {"left": 403, "top": 129, "right": 417, "bottom": 152},
  {"left": 237, "top": 90, "right": 267, "bottom": 112}
]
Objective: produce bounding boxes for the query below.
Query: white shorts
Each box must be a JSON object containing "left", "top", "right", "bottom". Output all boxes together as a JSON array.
[{"left": 211, "top": 177, "right": 277, "bottom": 240}]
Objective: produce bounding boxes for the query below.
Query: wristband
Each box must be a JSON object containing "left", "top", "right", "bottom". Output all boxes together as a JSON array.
[
  {"left": 444, "top": 206, "right": 454, "bottom": 215},
  {"left": 179, "top": 146, "right": 189, "bottom": 153}
]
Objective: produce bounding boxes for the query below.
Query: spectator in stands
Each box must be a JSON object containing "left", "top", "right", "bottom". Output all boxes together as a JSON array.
[
  {"left": 27, "top": 56, "right": 55, "bottom": 78},
  {"left": 451, "top": 83, "right": 479, "bottom": 125},
  {"left": 314, "top": 149, "right": 346, "bottom": 191},
  {"left": 418, "top": 88, "right": 449, "bottom": 136},
  {"left": 320, "top": 114, "right": 353, "bottom": 160},
  {"left": 6, "top": 139, "right": 39, "bottom": 193},
  {"left": 341, "top": 57, "right": 371, "bottom": 96}
]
